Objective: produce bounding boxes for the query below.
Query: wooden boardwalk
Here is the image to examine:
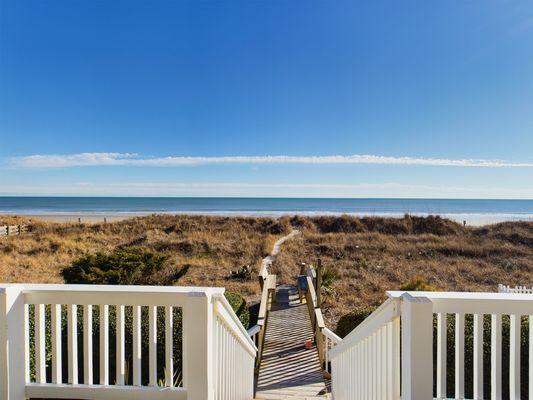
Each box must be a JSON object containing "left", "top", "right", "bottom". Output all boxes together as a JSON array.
[{"left": 255, "top": 285, "right": 328, "bottom": 400}]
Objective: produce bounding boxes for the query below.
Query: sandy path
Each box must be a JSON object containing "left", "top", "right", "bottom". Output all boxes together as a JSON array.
[{"left": 260, "top": 229, "right": 300, "bottom": 277}]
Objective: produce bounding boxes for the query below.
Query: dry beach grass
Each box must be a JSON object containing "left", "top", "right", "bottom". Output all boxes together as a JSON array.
[
  {"left": 0, "top": 214, "right": 291, "bottom": 298},
  {"left": 273, "top": 215, "right": 533, "bottom": 326},
  {"left": 1, "top": 214, "right": 532, "bottom": 329}
]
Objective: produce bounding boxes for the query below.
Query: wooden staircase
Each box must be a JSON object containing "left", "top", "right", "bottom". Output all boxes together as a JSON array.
[{"left": 255, "top": 285, "right": 329, "bottom": 400}]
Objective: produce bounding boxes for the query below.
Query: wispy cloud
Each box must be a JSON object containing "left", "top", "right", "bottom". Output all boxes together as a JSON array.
[{"left": 8, "top": 152, "right": 533, "bottom": 168}]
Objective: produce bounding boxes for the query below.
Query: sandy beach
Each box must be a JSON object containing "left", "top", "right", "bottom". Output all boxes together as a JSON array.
[
  {"left": 15, "top": 211, "right": 532, "bottom": 226},
  {"left": 22, "top": 213, "right": 152, "bottom": 223}
]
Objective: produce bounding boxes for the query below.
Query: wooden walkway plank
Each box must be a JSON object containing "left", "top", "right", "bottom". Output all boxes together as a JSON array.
[{"left": 255, "top": 285, "right": 328, "bottom": 399}]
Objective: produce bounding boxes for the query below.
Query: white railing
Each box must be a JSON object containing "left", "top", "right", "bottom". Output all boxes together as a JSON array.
[
  {"left": 246, "top": 324, "right": 260, "bottom": 346},
  {"left": 0, "top": 284, "right": 256, "bottom": 400},
  {"left": 322, "top": 327, "right": 341, "bottom": 375},
  {"left": 499, "top": 283, "right": 533, "bottom": 294},
  {"left": 331, "top": 290, "right": 533, "bottom": 400},
  {"left": 330, "top": 297, "right": 401, "bottom": 400}
]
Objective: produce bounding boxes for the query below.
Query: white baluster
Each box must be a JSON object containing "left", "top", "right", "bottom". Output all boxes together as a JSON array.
[
  {"left": 99, "top": 305, "right": 108, "bottom": 385},
  {"left": 529, "top": 315, "right": 533, "bottom": 400},
  {"left": 67, "top": 304, "right": 78, "bottom": 384},
  {"left": 436, "top": 313, "right": 447, "bottom": 399},
  {"left": 51, "top": 304, "right": 62, "bottom": 384},
  {"left": 509, "top": 314, "right": 520, "bottom": 400},
  {"left": 149, "top": 306, "right": 157, "bottom": 386},
  {"left": 455, "top": 313, "right": 464, "bottom": 399},
  {"left": 473, "top": 314, "right": 483, "bottom": 400},
  {"left": 165, "top": 306, "right": 173, "bottom": 386},
  {"left": 491, "top": 314, "right": 502, "bottom": 400},
  {"left": 116, "top": 305, "right": 125, "bottom": 385},
  {"left": 35, "top": 304, "right": 46, "bottom": 383},
  {"left": 83, "top": 304, "right": 93, "bottom": 384},
  {"left": 133, "top": 305, "right": 141, "bottom": 386}
]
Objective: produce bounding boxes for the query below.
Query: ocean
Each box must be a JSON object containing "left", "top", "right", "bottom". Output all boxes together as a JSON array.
[{"left": 0, "top": 197, "right": 532, "bottom": 225}]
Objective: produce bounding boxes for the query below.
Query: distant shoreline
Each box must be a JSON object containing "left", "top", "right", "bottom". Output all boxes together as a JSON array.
[
  {"left": 1, "top": 197, "right": 533, "bottom": 226},
  {"left": 6, "top": 211, "right": 533, "bottom": 226}
]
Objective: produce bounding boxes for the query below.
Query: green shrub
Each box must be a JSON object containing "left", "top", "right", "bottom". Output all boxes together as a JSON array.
[
  {"left": 320, "top": 265, "right": 337, "bottom": 298},
  {"left": 400, "top": 276, "right": 440, "bottom": 292},
  {"left": 62, "top": 247, "right": 189, "bottom": 286},
  {"left": 229, "top": 265, "right": 255, "bottom": 281},
  {"left": 335, "top": 306, "right": 376, "bottom": 338},
  {"left": 225, "top": 292, "right": 250, "bottom": 329}
]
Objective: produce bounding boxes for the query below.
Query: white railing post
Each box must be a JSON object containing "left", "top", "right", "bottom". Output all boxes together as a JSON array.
[
  {"left": 0, "top": 285, "right": 26, "bottom": 400},
  {"left": 401, "top": 293, "right": 433, "bottom": 400},
  {"left": 183, "top": 291, "right": 215, "bottom": 400}
]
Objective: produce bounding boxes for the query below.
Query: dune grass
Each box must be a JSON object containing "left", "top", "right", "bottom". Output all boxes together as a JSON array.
[
  {"left": 272, "top": 215, "right": 533, "bottom": 326},
  {"left": 0, "top": 214, "right": 291, "bottom": 297},
  {"left": 1, "top": 214, "right": 532, "bottom": 329}
]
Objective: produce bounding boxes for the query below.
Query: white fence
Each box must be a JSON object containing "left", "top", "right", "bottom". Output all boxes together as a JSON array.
[
  {"left": 499, "top": 284, "right": 533, "bottom": 294},
  {"left": 0, "top": 284, "right": 256, "bottom": 400},
  {"left": 330, "top": 291, "right": 533, "bottom": 400},
  {"left": 0, "top": 225, "right": 28, "bottom": 237}
]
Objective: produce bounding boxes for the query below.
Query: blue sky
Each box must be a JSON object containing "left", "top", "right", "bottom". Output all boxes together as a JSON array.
[{"left": 1, "top": 0, "right": 533, "bottom": 198}]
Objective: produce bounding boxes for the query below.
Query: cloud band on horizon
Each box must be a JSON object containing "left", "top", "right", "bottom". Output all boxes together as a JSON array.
[{"left": 8, "top": 152, "right": 533, "bottom": 168}]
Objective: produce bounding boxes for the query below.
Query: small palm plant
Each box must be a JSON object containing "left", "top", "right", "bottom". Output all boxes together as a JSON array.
[
  {"left": 320, "top": 265, "right": 337, "bottom": 298},
  {"left": 158, "top": 368, "right": 183, "bottom": 387}
]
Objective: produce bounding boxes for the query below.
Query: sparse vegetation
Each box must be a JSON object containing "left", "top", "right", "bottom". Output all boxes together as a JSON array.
[
  {"left": 399, "top": 276, "right": 441, "bottom": 292},
  {"left": 273, "top": 215, "right": 533, "bottom": 326},
  {"left": 228, "top": 265, "right": 256, "bottom": 281},
  {"left": 1, "top": 214, "right": 532, "bottom": 332},
  {"left": 0, "top": 214, "right": 291, "bottom": 298}
]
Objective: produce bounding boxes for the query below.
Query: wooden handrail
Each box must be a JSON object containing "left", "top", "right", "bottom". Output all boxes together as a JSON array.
[
  {"left": 257, "top": 282, "right": 270, "bottom": 326},
  {"left": 300, "top": 264, "right": 333, "bottom": 376}
]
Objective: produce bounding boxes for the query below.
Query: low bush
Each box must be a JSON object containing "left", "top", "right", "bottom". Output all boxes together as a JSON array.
[
  {"left": 399, "top": 276, "right": 440, "bottom": 291},
  {"left": 61, "top": 247, "right": 189, "bottom": 286},
  {"left": 335, "top": 306, "right": 376, "bottom": 338},
  {"left": 225, "top": 291, "right": 250, "bottom": 329},
  {"left": 228, "top": 265, "right": 255, "bottom": 281}
]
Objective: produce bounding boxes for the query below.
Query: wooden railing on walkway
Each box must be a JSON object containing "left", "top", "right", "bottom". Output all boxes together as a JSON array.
[
  {"left": 298, "top": 262, "right": 341, "bottom": 378},
  {"left": 246, "top": 255, "right": 276, "bottom": 369},
  {"left": 0, "top": 224, "right": 29, "bottom": 237},
  {"left": 0, "top": 284, "right": 256, "bottom": 400}
]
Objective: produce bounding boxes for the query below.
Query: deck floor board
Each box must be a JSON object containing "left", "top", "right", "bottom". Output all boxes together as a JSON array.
[{"left": 255, "top": 286, "right": 328, "bottom": 400}]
